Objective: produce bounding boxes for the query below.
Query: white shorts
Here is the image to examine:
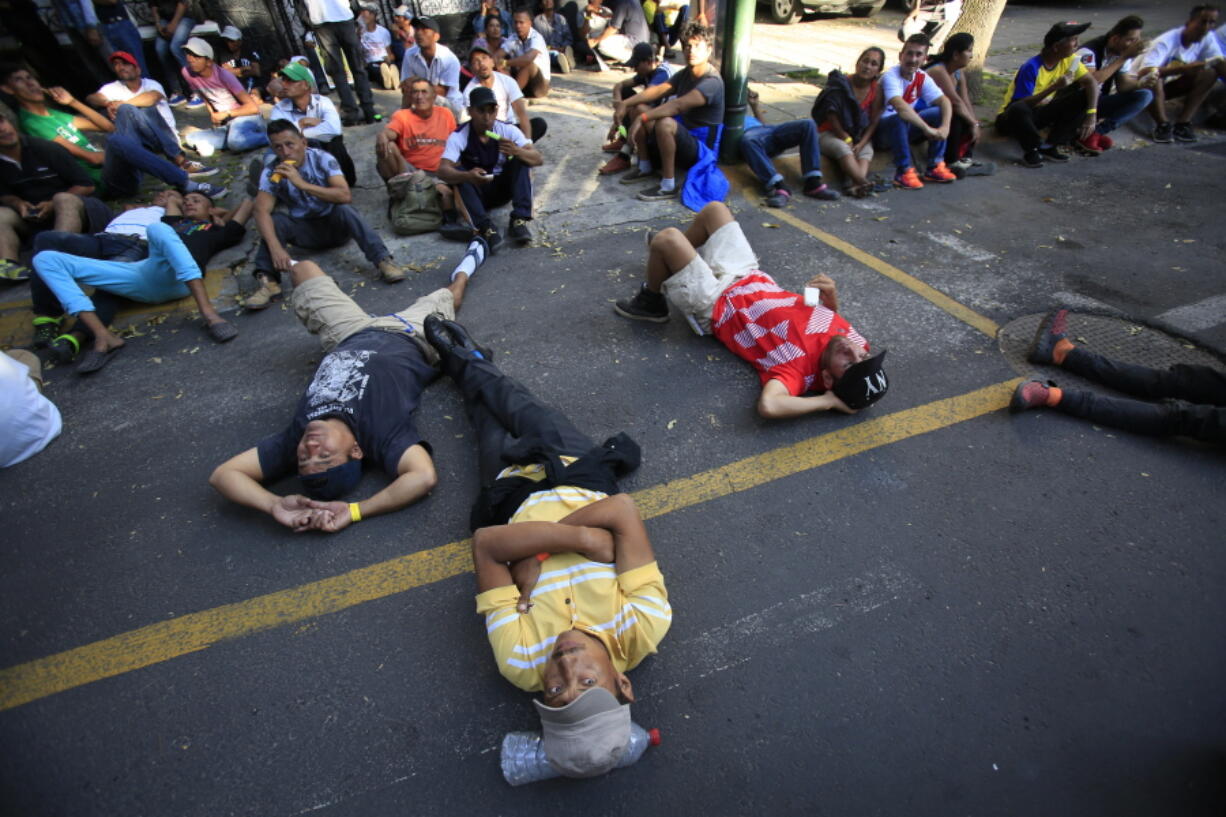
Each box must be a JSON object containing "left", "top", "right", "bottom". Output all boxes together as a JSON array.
[{"left": 661, "top": 221, "right": 758, "bottom": 332}]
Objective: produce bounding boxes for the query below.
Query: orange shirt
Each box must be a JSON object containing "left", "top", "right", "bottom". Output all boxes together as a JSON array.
[{"left": 387, "top": 106, "right": 457, "bottom": 172}]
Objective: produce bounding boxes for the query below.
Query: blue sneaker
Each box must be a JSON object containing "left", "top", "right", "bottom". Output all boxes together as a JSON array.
[
  {"left": 184, "top": 95, "right": 206, "bottom": 110},
  {"left": 168, "top": 93, "right": 187, "bottom": 107},
  {"left": 185, "top": 180, "right": 228, "bottom": 199}
]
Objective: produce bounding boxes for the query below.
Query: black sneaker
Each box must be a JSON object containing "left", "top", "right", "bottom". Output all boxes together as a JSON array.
[
  {"left": 32, "top": 317, "right": 62, "bottom": 348},
  {"left": 1173, "top": 122, "right": 1198, "bottom": 143},
  {"left": 636, "top": 184, "right": 678, "bottom": 202},
  {"left": 1152, "top": 122, "right": 1174, "bottom": 143},
  {"left": 765, "top": 184, "right": 791, "bottom": 208},
  {"left": 1038, "top": 145, "right": 1070, "bottom": 163},
  {"left": 480, "top": 224, "right": 503, "bottom": 254},
  {"left": 1021, "top": 150, "right": 1044, "bottom": 168},
  {"left": 508, "top": 217, "right": 532, "bottom": 245},
  {"left": 613, "top": 284, "right": 669, "bottom": 322}
]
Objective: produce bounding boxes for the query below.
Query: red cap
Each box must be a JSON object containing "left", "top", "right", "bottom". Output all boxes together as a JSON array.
[{"left": 110, "top": 51, "right": 139, "bottom": 68}]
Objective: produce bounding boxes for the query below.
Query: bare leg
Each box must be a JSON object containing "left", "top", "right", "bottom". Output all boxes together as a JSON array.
[
  {"left": 654, "top": 116, "right": 678, "bottom": 179},
  {"left": 376, "top": 147, "right": 407, "bottom": 181},
  {"left": 448, "top": 266, "right": 470, "bottom": 309},
  {"left": 1148, "top": 78, "right": 1168, "bottom": 124},
  {"left": 1178, "top": 66, "right": 1219, "bottom": 122},
  {"left": 838, "top": 153, "right": 869, "bottom": 188},
  {"left": 75, "top": 310, "right": 125, "bottom": 353},
  {"left": 290, "top": 259, "right": 327, "bottom": 287},
  {"left": 682, "top": 201, "right": 734, "bottom": 249},
  {"left": 632, "top": 119, "right": 652, "bottom": 167},
  {"left": 644, "top": 227, "right": 697, "bottom": 293},
  {"left": 0, "top": 207, "right": 24, "bottom": 260},
  {"left": 185, "top": 278, "right": 225, "bottom": 325},
  {"left": 51, "top": 192, "right": 85, "bottom": 233}
]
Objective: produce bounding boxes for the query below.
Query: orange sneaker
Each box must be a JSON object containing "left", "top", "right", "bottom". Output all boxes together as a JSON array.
[
  {"left": 894, "top": 167, "right": 924, "bottom": 189},
  {"left": 923, "top": 161, "right": 956, "bottom": 183}
]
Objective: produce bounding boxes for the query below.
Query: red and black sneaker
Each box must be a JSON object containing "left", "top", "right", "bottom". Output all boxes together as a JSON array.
[
  {"left": 1029, "top": 309, "right": 1069, "bottom": 365},
  {"left": 1010, "top": 380, "right": 1055, "bottom": 413}
]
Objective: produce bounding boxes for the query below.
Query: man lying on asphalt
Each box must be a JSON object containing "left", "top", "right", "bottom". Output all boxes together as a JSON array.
[
  {"left": 614, "top": 202, "right": 889, "bottom": 418},
  {"left": 209, "top": 236, "right": 490, "bottom": 531},
  {"left": 422, "top": 314, "right": 671, "bottom": 777}
]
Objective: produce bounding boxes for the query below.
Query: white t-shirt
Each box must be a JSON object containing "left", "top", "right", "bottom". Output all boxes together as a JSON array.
[
  {"left": 361, "top": 24, "right": 393, "bottom": 64},
  {"left": 104, "top": 205, "right": 165, "bottom": 239},
  {"left": 305, "top": 0, "right": 353, "bottom": 25},
  {"left": 0, "top": 353, "right": 61, "bottom": 468},
  {"left": 1135, "top": 26, "right": 1223, "bottom": 72},
  {"left": 880, "top": 64, "right": 943, "bottom": 118},
  {"left": 464, "top": 71, "right": 524, "bottom": 127},
  {"left": 505, "top": 27, "right": 550, "bottom": 83},
  {"left": 96, "top": 78, "right": 177, "bottom": 135},
  {"left": 442, "top": 119, "right": 529, "bottom": 175},
  {"left": 400, "top": 44, "right": 466, "bottom": 112}
]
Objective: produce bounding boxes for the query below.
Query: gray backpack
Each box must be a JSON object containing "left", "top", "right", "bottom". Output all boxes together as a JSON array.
[{"left": 389, "top": 170, "right": 443, "bottom": 236}]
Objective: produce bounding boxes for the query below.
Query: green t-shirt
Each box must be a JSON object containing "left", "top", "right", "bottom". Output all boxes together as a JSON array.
[{"left": 18, "top": 108, "right": 103, "bottom": 185}]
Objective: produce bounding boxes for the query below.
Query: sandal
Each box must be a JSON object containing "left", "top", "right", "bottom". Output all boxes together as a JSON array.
[
  {"left": 0, "top": 259, "right": 32, "bottom": 282},
  {"left": 77, "top": 344, "right": 124, "bottom": 375},
  {"left": 205, "top": 319, "right": 238, "bottom": 343}
]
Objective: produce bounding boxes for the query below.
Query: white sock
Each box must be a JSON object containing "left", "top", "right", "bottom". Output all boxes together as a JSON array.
[
  {"left": 451, "top": 237, "right": 487, "bottom": 281},
  {"left": 638, "top": 159, "right": 653, "bottom": 173},
  {"left": 659, "top": 177, "right": 675, "bottom": 192}
]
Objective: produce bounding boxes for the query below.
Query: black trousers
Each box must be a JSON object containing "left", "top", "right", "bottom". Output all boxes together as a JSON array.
[
  {"left": 1057, "top": 347, "right": 1226, "bottom": 443},
  {"left": 313, "top": 19, "right": 375, "bottom": 120},
  {"left": 995, "top": 87, "right": 1089, "bottom": 151},
  {"left": 456, "top": 356, "right": 595, "bottom": 488}
]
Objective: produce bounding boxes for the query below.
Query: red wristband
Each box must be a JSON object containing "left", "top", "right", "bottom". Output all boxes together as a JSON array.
[
  {"left": 535, "top": 552, "right": 550, "bottom": 562},
  {"left": 640, "top": 112, "right": 648, "bottom": 124}
]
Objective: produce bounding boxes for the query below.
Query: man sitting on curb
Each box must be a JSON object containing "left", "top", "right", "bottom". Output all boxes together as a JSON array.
[
  {"left": 399, "top": 16, "right": 467, "bottom": 120},
  {"left": 879, "top": 33, "right": 955, "bottom": 189},
  {"left": 1073, "top": 15, "right": 1152, "bottom": 153},
  {"left": 1011, "top": 308, "right": 1225, "bottom": 444},
  {"left": 0, "top": 115, "right": 111, "bottom": 282},
  {"left": 617, "top": 22, "right": 725, "bottom": 204},
  {"left": 599, "top": 41, "right": 674, "bottom": 176},
  {"left": 30, "top": 189, "right": 250, "bottom": 374},
  {"left": 437, "top": 86, "right": 542, "bottom": 251},
  {"left": 740, "top": 112, "right": 840, "bottom": 207},
  {"left": 464, "top": 43, "right": 548, "bottom": 142},
  {"left": 209, "top": 236, "right": 490, "bottom": 531},
  {"left": 1, "top": 64, "right": 228, "bottom": 200},
  {"left": 376, "top": 75, "right": 468, "bottom": 240},
  {"left": 85, "top": 50, "right": 217, "bottom": 178},
  {"left": 269, "top": 61, "right": 355, "bottom": 186},
  {"left": 613, "top": 202, "right": 889, "bottom": 419},
  {"left": 506, "top": 9, "right": 551, "bottom": 98},
  {"left": 180, "top": 37, "right": 269, "bottom": 156},
  {"left": 248, "top": 120, "right": 407, "bottom": 310},
  {"left": 1122, "top": 4, "right": 1226, "bottom": 144},
  {"left": 421, "top": 315, "right": 670, "bottom": 778},
  {"left": 996, "top": 21, "right": 1099, "bottom": 168}
]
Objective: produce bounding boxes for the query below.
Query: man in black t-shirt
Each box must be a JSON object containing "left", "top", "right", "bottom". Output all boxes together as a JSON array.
[
  {"left": 0, "top": 115, "right": 111, "bottom": 282},
  {"left": 615, "top": 22, "right": 724, "bottom": 202},
  {"left": 209, "top": 236, "right": 491, "bottom": 534}
]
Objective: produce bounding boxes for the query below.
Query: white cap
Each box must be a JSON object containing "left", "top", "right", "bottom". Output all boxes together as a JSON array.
[
  {"left": 220, "top": 25, "right": 242, "bottom": 41},
  {"left": 392, "top": 4, "right": 412, "bottom": 18},
  {"left": 183, "top": 37, "right": 214, "bottom": 61}
]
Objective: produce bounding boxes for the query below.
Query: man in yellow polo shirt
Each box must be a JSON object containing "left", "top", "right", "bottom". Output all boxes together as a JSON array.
[
  {"left": 423, "top": 315, "right": 671, "bottom": 779},
  {"left": 995, "top": 21, "right": 1100, "bottom": 168}
]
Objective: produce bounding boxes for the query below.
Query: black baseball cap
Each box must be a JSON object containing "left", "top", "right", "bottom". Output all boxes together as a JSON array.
[
  {"left": 1044, "top": 21, "right": 1091, "bottom": 48},
  {"left": 470, "top": 42, "right": 492, "bottom": 58},
  {"left": 412, "top": 16, "right": 440, "bottom": 32},
  {"left": 832, "top": 348, "right": 889, "bottom": 410},
  {"left": 630, "top": 42, "right": 656, "bottom": 67},
  {"left": 468, "top": 85, "right": 497, "bottom": 108}
]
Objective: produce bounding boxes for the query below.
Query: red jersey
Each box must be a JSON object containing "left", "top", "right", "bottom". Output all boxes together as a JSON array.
[{"left": 710, "top": 272, "right": 868, "bottom": 396}]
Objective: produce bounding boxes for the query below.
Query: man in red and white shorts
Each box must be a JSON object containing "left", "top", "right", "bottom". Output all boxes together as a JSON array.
[{"left": 613, "top": 202, "right": 889, "bottom": 418}]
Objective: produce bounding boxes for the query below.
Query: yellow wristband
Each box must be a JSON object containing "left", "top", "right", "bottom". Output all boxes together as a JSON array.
[
  {"left": 349, "top": 502, "right": 362, "bottom": 523},
  {"left": 843, "top": 136, "right": 853, "bottom": 144},
  {"left": 1085, "top": 108, "right": 1097, "bottom": 114}
]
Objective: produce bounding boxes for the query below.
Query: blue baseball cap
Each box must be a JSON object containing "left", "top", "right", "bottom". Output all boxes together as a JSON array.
[{"left": 299, "top": 458, "right": 363, "bottom": 500}]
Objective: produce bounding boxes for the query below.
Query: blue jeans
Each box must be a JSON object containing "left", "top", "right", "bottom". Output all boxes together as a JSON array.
[
  {"left": 457, "top": 160, "right": 533, "bottom": 229},
  {"left": 182, "top": 115, "right": 270, "bottom": 154},
  {"left": 101, "top": 106, "right": 188, "bottom": 197},
  {"left": 254, "top": 205, "right": 390, "bottom": 283},
  {"left": 883, "top": 107, "right": 947, "bottom": 173},
  {"left": 102, "top": 19, "right": 149, "bottom": 77},
  {"left": 32, "top": 222, "right": 199, "bottom": 316},
  {"left": 740, "top": 119, "right": 823, "bottom": 190},
  {"left": 1096, "top": 88, "right": 1153, "bottom": 134},
  {"left": 155, "top": 16, "right": 195, "bottom": 95}
]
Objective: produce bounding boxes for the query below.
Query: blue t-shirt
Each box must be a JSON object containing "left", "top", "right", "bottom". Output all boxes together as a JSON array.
[{"left": 258, "top": 147, "right": 343, "bottom": 219}]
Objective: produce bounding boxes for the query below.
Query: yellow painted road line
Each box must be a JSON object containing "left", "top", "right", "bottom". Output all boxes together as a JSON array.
[
  {"left": 0, "top": 378, "right": 1019, "bottom": 712},
  {"left": 729, "top": 171, "right": 999, "bottom": 339}
]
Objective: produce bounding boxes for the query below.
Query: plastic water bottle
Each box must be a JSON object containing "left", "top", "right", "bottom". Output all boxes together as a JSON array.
[{"left": 500, "top": 722, "right": 661, "bottom": 785}]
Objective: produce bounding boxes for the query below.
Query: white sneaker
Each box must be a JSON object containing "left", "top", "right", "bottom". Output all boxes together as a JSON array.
[{"left": 194, "top": 141, "right": 215, "bottom": 159}]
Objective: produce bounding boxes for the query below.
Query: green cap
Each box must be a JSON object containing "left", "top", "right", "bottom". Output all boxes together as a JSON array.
[{"left": 280, "top": 62, "right": 314, "bottom": 84}]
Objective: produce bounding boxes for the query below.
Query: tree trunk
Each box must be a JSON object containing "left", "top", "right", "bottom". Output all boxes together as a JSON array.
[{"left": 952, "top": 0, "right": 1009, "bottom": 101}]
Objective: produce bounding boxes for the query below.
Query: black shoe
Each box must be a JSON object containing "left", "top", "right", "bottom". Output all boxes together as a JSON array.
[
  {"left": 1152, "top": 122, "right": 1174, "bottom": 143},
  {"left": 424, "top": 315, "right": 492, "bottom": 378},
  {"left": 439, "top": 214, "right": 476, "bottom": 242},
  {"left": 1038, "top": 145, "right": 1070, "bottom": 163},
  {"left": 1029, "top": 308, "right": 1069, "bottom": 365},
  {"left": 508, "top": 217, "right": 532, "bottom": 245},
  {"left": 32, "top": 317, "right": 62, "bottom": 348},
  {"left": 48, "top": 333, "right": 80, "bottom": 363},
  {"left": 480, "top": 224, "right": 503, "bottom": 254},
  {"left": 1021, "top": 150, "right": 1044, "bottom": 168},
  {"left": 613, "top": 283, "right": 669, "bottom": 322},
  {"left": 1173, "top": 122, "right": 1198, "bottom": 143}
]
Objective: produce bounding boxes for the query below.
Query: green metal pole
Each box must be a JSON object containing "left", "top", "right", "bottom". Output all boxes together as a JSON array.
[{"left": 718, "top": 0, "right": 757, "bottom": 163}]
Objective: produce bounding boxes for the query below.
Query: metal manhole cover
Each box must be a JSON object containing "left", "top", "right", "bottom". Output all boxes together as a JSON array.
[{"left": 999, "top": 312, "right": 1226, "bottom": 390}]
